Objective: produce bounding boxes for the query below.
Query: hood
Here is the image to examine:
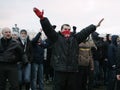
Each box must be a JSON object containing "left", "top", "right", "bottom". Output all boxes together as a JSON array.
[{"left": 111, "top": 35, "right": 118, "bottom": 46}]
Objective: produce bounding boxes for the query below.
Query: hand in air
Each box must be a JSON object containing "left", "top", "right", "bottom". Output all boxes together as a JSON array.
[
  {"left": 96, "top": 18, "right": 104, "bottom": 28},
  {"left": 33, "top": 7, "right": 44, "bottom": 20}
]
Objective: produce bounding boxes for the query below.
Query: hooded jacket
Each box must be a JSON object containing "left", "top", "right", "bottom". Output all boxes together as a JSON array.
[{"left": 108, "top": 35, "right": 118, "bottom": 69}]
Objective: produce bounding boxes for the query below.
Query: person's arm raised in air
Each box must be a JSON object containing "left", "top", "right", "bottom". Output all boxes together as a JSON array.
[
  {"left": 75, "top": 18, "right": 104, "bottom": 44},
  {"left": 33, "top": 7, "right": 58, "bottom": 43}
]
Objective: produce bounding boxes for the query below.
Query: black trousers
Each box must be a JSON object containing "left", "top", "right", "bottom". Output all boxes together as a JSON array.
[
  {"left": 0, "top": 63, "right": 19, "bottom": 90},
  {"left": 53, "top": 71, "right": 77, "bottom": 90},
  {"left": 116, "top": 80, "right": 120, "bottom": 90},
  {"left": 77, "top": 66, "right": 94, "bottom": 90}
]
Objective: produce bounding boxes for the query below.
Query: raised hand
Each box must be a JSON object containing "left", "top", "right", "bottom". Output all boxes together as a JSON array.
[
  {"left": 96, "top": 18, "right": 104, "bottom": 28},
  {"left": 73, "top": 26, "right": 77, "bottom": 31},
  {"left": 33, "top": 7, "right": 44, "bottom": 20}
]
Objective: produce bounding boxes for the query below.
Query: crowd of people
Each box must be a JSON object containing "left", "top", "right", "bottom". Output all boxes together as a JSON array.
[{"left": 0, "top": 7, "right": 120, "bottom": 90}]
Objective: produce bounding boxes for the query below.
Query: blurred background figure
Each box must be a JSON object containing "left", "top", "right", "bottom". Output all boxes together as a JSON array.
[
  {"left": 17, "top": 29, "right": 33, "bottom": 90},
  {"left": 12, "top": 31, "right": 19, "bottom": 40}
]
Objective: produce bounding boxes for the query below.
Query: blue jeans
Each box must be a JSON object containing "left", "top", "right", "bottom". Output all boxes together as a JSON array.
[
  {"left": 31, "top": 63, "right": 44, "bottom": 90},
  {"left": 17, "top": 63, "right": 31, "bottom": 84}
]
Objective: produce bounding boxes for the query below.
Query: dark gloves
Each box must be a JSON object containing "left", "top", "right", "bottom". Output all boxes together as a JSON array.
[
  {"left": 52, "top": 25, "right": 57, "bottom": 29},
  {"left": 73, "top": 26, "right": 77, "bottom": 31},
  {"left": 72, "top": 26, "right": 77, "bottom": 34}
]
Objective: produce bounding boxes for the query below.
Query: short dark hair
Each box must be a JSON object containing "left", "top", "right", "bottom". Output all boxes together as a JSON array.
[{"left": 61, "top": 24, "right": 70, "bottom": 30}]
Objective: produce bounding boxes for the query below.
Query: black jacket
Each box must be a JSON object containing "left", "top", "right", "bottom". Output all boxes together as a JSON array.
[
  {"left": 116, "top": 45, "right": 120, "bottom": 74},
  {"left": 0, "top": 38, "right": 28, "bottom": 63},
  {"left": 31, "top": 32, "right": 49, "bottom": 63},
  {"left": 108, "top": 35, "right": 118, "bottom": 69},
  {"left": 18, "top": 37, "right": 33, "bottom": 63},
  {"left": 40, "top": 17, "right": 96, "bottom": 72}
]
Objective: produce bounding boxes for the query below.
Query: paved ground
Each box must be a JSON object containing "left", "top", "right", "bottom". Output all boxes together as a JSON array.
[
  {"left": 6, "top": 81, "right": 106, "bottom": 90},
  {"left": 44, "top": 82, "right": 106, "bottom": 90}
]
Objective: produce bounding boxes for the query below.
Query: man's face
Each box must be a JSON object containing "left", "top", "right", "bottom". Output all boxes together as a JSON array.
[
  {"left": 12, "top": 34, "right": 18, "bottom": 39},
  {"left": 61, "top": 25, "right": 71, "bottom": 38},
  {"left": 61, "top": 25, "right": 71, "bottom": 31},
  {"left": 20, "top": 31, "right": 27, "bottom": 40},
  {"left": 2, "top": 27, "right": 12, "bottom": 39}
]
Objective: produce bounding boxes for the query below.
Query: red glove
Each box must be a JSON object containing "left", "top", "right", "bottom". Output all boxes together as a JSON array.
[{"left": 33, "top": 7, "right": 44, "bottom": 20}]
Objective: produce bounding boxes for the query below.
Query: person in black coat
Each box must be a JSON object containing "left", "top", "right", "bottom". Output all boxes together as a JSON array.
[
  {"left": 116, "top": 38, "right": 120, "bottom": 90},
  {"left": 107, "top": 35, "right": 119, "bottom": 90},
  {"left": 0, "top": 27, "right": 28, "bottom": 90},
  {"left": 33, "top": 7, "right": 104, "bottom": 90}
]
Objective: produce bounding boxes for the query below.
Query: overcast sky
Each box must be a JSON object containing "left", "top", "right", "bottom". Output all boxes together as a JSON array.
[{"left": 0, "top": 0, "right": 120, "bottom": 35}]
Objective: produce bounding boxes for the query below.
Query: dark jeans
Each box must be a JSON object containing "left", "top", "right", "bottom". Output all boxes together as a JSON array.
[
  {"left": 17, "top": 63, "right": 31, "bottom": 90},
  {"left": 0, "top": 63, "right": 19, "bottom": 90},
  {"left": 93, "top": 60, "right": 100, "bottom": 86},
  {"left": 116, "top": 80, "right": 120, "bottom": 90},
  {"left": 31, "top": 63, "right": 44, "bottom": 90},
  {"left": 106, "top": 69, "right": 116, "bottom": 90},
  {"left": 53, "top": 71, "right": 77, "bottom": 90},
  {"left": 77, "top": 66, "right": 94, "bottom": 90},
  {"left": 44, "top": 60, "right": 54, "bottom": 81},
  {"left": 102, "top": 61, "right": 109, "bottom": 85}
]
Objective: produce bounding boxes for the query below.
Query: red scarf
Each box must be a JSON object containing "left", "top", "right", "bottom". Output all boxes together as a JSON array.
[{"left": 61, "top": 30, "right": 71, "bottom": 38}]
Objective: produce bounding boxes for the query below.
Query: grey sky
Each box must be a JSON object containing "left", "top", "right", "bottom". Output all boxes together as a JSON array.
[{"left": 0, "top": 0, "right": 120, "bottom": 35}]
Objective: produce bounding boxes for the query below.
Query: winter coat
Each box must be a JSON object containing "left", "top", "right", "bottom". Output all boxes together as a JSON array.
[
  {"left": 18, "top": 37, "right": 33, "bottom": 63},
  {"left": 0, "top": 37, "right": 28, "bottom": 64},
  {"left": 78, "top": 41, "right": 94, "bottom": 69},
  {"left": 40, "top": 17, "right": 96, "bottom": 72},
  {"left": 92, "top": 32, "right": 106, "bottom": 62},
  {"left": 116, "top": 45, "right": 120, "bottom": 74},
  {"left": 108, "top": 35, "right": 118, "bottom": 69},
  {"left": 31, "top": 32, "right": 49, "bottom": 64}
]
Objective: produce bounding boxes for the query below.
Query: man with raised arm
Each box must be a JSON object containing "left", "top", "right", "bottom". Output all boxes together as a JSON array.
[{"left": 33, "top": 7, "right": 104, "bottom": 90}]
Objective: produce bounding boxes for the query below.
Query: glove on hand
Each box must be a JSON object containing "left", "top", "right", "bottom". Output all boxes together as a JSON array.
[
  {"left": 33, "top": 7, "right": 44, "bottom": 20},
  {"left": 73, "top": 26, "right": 77, "bottom": 31}
]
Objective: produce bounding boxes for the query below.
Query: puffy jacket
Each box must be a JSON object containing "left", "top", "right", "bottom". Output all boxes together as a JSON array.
[
  {"left": 40, "top": 17, "right": 96, "bottom": 72},
  {"left": 78, "top": 41, "right": 94, "bottom": 69}
]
